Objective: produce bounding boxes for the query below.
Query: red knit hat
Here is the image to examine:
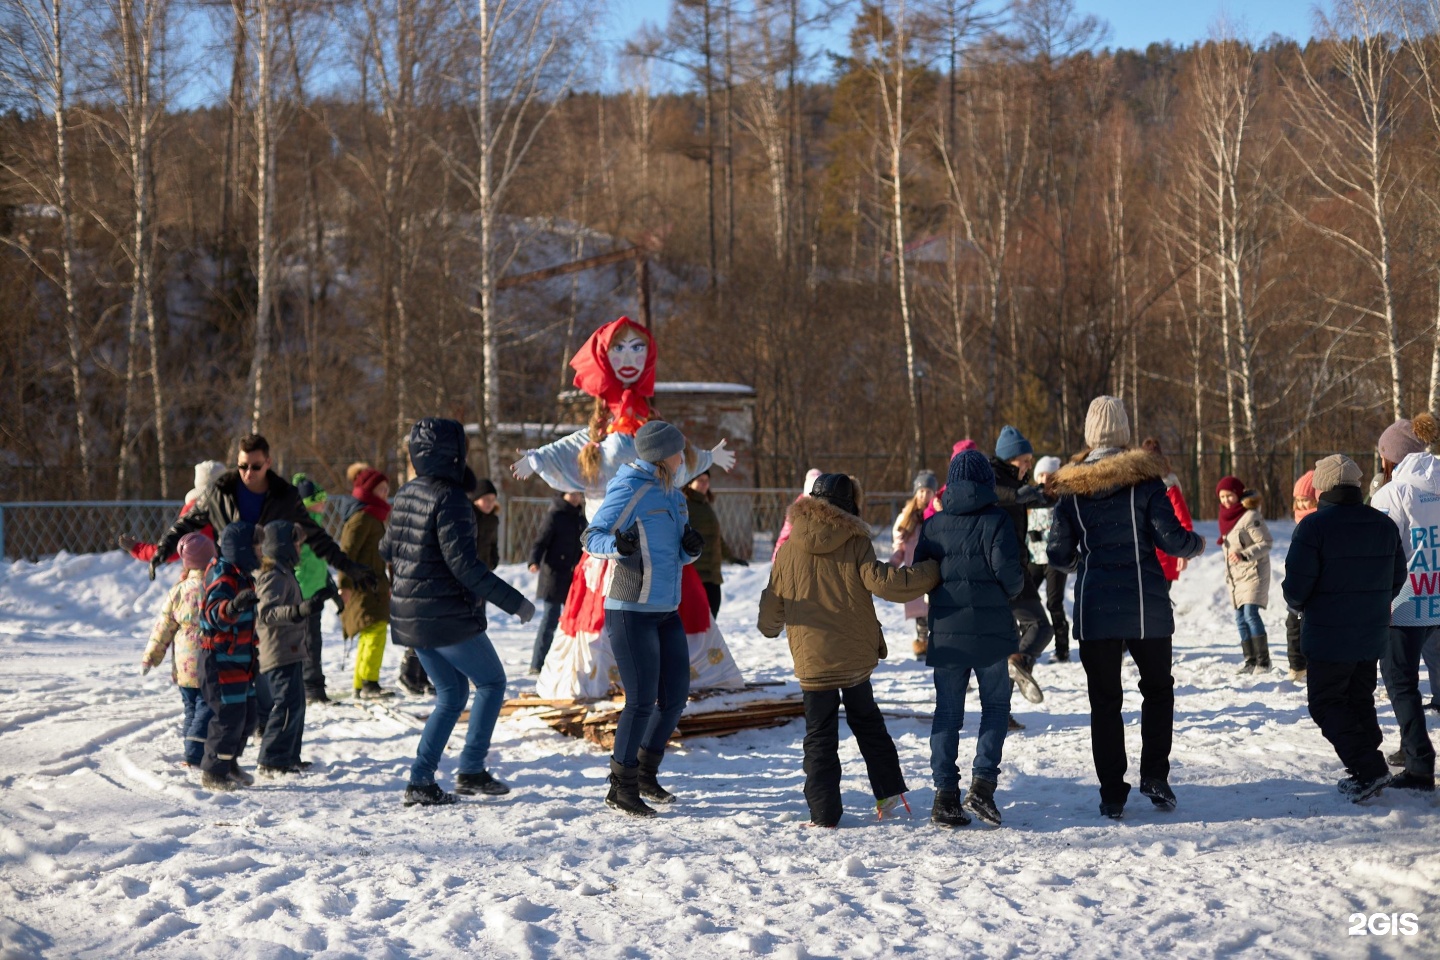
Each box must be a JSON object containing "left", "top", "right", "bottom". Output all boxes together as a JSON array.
[
  {"left": 353, "top": 468, "right": 389, "bottom": 498},
  {"left": 1215, "top": 476, "right": 1245, "bottom": 498}
]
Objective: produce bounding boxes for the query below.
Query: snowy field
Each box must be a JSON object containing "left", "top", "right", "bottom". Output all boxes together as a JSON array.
[{"left": 2, "top": 522, "right": 1438, "bottom": 959}]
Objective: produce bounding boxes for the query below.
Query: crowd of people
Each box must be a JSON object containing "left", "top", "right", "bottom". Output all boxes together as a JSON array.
[{"left": 130, "top": 385, "right": 1439, "bottom": 823}]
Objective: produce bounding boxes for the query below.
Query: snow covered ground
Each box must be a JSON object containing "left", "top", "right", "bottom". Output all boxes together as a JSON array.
[{"left": 2, "top": 522, "right": 1438, "bottom": 959}]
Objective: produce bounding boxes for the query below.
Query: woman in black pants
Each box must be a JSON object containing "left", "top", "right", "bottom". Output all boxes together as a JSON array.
[
  {"left": 1045, "top": 397, "right": 1206, "bottom": 819},
  {"left": 585, "top": 421, "right": 705, "bottom": 818}
]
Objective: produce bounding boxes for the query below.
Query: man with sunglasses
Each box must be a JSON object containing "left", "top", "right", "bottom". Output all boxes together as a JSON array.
[{"left": 151, "top": 435, "right": 379, "bottom": 593}]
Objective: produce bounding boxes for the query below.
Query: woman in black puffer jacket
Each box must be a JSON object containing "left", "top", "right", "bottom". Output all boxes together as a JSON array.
[
  {"left": 380, "top": 418, "right": 536, "bottom": 807},
  {"left": 1046, "top": 397, "right": 1205, "bottom": 821}
]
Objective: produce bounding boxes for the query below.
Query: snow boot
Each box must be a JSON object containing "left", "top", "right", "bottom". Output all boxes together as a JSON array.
[
  {"left": 913, "top": 619, "right": 929, "bottom": 660},
  {"left": 357, "top": 680, "right": 396, "bottom": 700},
  {"left": 404, "top": 782, "right": 458, "bottom": 807},
  {"left": 605, "top": 760, "right": 657, "bottom": 818},
  {"left": 1007, "top": 715, "right": 1025, "bottom": 732},
  {"left": 876, "top": 794, "right": 911, "bottom": 820},
  {"left": 257, "top": 764, "right": 292, "bottom": 779},
  {"left": 962, "top": 778, "right": 1001, "bottom": 827},
  {"left": 1252, "top": 634, "right": 1272, "bottom": 673},
  {"left": 305, "top": 688, "right": 329, "bottom": 704},
  {"left": 1237, "top": 637, "right": 1257, "bottom": 675},
  {"left": 1388, "top": 771, "right": 1435, "bottom": 792},
  {"left": 455, "top": 771, "right": 510, "bottom": 796},
  {"left": 1140, "top": 777, "right": 1177, "bottom": 811},
  {"left": 1344, "top": 772, "right": 1390, "bottom": 803},
  {"left": 930, "top": 788, "right": 971, "bottom": 828},
  {"left": 200, "top": 768, "right": 238, "bottom": 791},
  {"left": 228, "top": 759, "right": 255, "bottom": 786},
  {"left": 636, "top": 748, "right": 675, "bottom": 804},
  {"left": 1099, "top": 801, "right": 1125, "bottom": 820},
  {"left": 1008, "top": 655, "right": 1044, "bottom": 704},
  {"left": 1387, "top": 748, "right": 1408, "bottom": 767}
]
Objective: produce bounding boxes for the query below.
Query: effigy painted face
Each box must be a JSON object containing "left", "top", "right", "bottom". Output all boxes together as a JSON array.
[{"left": 608, "top": 328, "right": 649, "bottom": 386}]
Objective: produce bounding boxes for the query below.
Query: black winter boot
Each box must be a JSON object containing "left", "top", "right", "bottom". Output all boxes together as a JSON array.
[
  {"left": 1237, "top": 637, "right": 1257, "bottom": 675},
  {"left": 1140, "top": 777, "right": 1177, "bottom": 811},
  {"left": 636, "top": 748, "right": 675, "bottom": 804},
  {"left": 930, "top": 788, "right": 971, "bottom": 827},
  {"left": 1252, "top": 634, "right": 1272, "bottom": 672},
  {"left": 606, "top": 759, "right": 657, "bottom": 818},
  {"left": 404, "top": 782, "right": 458, "bottom": 807},
  {"left": 962, "top": 778, "right": 1001, "bottom": 827},
  {"left": 456, "top": 771, "right": 510, "bottom": 796}
]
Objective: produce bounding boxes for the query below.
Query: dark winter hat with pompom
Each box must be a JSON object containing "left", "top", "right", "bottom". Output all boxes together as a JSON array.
[
  {"left": 810, "top": 473, "right": 860, "bottom": 516},
  {"left": 947, "top": 450, "right": 995, "bottom": 490}
]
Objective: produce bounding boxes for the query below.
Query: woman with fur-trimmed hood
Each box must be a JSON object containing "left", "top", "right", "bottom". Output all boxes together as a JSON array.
[
  {"left": 1046, "top": 397, "right": 1206, "bottom": 820},
  {"left": 759, "top": 474, "right": 939, "bottom": 827}
]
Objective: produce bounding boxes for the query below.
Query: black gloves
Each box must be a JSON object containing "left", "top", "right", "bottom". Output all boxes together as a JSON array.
[
  {"left": 148, "top": 554, "right": 163, "bottom": 581},
  {"left": 229, "top": 589, "right": 258, "bottom": 615},
  {"left": 681, "top": 525, "right": 705, "bottom": 557},
  {"left": 515, "top": 598, "right": 537, "bottom": 624},
  {"left": 313, "top": 583, "right": 339, "bottom": 604},
  {"left": 1015, "top": 485, "right": 1051, "bottom": 508},
  {"left": 347, "top": 563, "right": 380, "bottom": 592},
  {"left": 298, "top": 598, "right": 323, "bottom": 619},
  {"left": 615, "top": 524, "right": 641, "bottom": 557}
]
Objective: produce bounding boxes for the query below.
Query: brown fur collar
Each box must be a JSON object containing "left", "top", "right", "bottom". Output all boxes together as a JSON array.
[
  {"left": 1046, "top": 449, "right": 1167, "bottom": 498},
  {"left": 786, "top": 495, "right": 873, "bottom": 552}
]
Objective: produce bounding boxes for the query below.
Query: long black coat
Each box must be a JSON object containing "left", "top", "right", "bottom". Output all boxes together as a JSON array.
[
  {"left": 914, "top": 480, "right": 1026, "bottom": 669},
  {"left": 1046, "top": 449, "right": 1205, "bottom": 642},
  {"left": 1282, "top": 487, "right": 1407, "bottom": 662},
  {"left": 380, "top": 419, "right": 527, "bottom": 649},
  {"left": 157, "top": 470, "right": 355, "bottom": 575},
  {"left": 528, "top": 495, "right": 586, "bottom": 604}
]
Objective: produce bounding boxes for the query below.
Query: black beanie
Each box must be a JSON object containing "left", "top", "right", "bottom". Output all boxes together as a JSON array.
[{"left": 810, "top": 473, "right": 859, "bottom": 516}]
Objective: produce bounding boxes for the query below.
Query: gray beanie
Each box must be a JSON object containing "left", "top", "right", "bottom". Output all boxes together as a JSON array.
[
  {"left": 634, "top": 420, "right": 687, "bottom": 463},
  {"left": 913, "top": 470, "right": 939, "bottom": 493},
  {"left": 1312, "top": 454, "right": 1363, "bottom": 494},
  {"left": 1084, "top": 396, "right": 1132, "bottom": 449}
]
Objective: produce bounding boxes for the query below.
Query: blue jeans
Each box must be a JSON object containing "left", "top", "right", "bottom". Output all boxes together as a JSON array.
[
  {"left": 410, "top": 636, "right": 508, "bottom": 786},
  {"left": 180, "top": 686, "right": 212, "bottom": 766},
  {"left": 529, "top": 601, "right": 564, "bottom": 673},
  {"left": 930, "top": 659, "right": 1011, "bottom": 788},
  {"left": 608, "top": 609, "right": 691, "bottom": 767},
  {"left": 1234, "top": 604, "right": 1266, "bottom": 643}
]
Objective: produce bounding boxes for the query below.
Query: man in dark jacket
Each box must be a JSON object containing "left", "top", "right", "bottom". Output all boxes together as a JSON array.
[
  {"left": 989, "top": 425, "right": 1054, "bottom": 705},
  {"left": 527, "top": 491, "right": 586, "bottom": 674},
  {"left": 151, "top": 434, "right": 377, "bottom": 592},
  {"left": 1282, "top": 454, "right": 1408, "bottom": 803},
  {"left": 380, "top": 418, "right": 535, "bottom": 807},
  {"left": 1046, "top": 397, "right": 1206, "bottom": 818}
]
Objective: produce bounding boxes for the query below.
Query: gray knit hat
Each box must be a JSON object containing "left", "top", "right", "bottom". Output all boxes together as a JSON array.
[
  {"left": 913, "top": 470, "right": 939, "bottom": 493},
  {"left": 634, "top": 420, "right": 687, "bottom": 463},
  {"left": 1312, "top": 454, "right": 1363, "bottom": 494},
  {"left": 1084, "top": 396, "right": 1132, "bottom": 449}
]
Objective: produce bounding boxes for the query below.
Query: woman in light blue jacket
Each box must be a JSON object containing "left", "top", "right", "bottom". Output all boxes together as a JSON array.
[{"left": 585, "top": 421, "right": 703, "bottom": 818}]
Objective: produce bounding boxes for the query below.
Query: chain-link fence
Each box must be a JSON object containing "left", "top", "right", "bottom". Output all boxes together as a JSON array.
[{"left": 0, "top": 501, "right": 185, "bottom": 561}]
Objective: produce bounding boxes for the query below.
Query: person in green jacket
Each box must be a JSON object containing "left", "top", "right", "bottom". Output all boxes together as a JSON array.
[
  {"left": 684, "top": 470, "right": 747, "bottom": 617},
  {"left": 292, "top": 475, "right": 342, "bottom": 703}
]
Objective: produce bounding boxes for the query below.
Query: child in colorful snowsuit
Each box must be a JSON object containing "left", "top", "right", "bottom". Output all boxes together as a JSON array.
[
  {"left": 198, "top": 522, "right": 262, "bottom": 791},
  {"left": 142, "top": 532, "right": 218, "bottom": 766},
  {"left": 758, "top": 473, "right": 939, "bottom": 827},
  {"left": 256, "top": 522, "right": 336, "bottom": 776}
]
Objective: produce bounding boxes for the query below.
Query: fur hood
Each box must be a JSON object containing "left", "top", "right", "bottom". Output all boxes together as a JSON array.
[
  {"left": 1047, "top": 449, "right": 1167, "bottom": 499},
  {"left": 785, "top": 495, "right": 873, "bottom": 555}
]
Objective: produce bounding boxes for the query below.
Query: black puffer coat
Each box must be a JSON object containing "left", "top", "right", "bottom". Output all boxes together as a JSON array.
[
  {"left": 1282, "top": 487, "right": 1407, "bottom": 662},
  {"left": 528, "top": 495, "right": 586, "bottom": 604},
  {"left": 914, "top": 480, "right": 1025, "bottom": 669},
  {"left": 1046, "top": 449, "right": 1205, "bottom": 642},
  {"left": 380, "top": 418, "right": 527, "bottom": 648}
]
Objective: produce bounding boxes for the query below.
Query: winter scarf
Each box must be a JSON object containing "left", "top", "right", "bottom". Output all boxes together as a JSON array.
[{"left": 1217, "top": 475, "right": 1247, "bottom": 540}]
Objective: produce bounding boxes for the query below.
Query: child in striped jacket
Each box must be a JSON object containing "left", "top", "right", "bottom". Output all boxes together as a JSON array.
[{"left": 197, "top": 522, "right": 262, "bottom": 791}]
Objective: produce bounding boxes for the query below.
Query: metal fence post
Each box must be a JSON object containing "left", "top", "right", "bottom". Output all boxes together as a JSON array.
[{"left": 0, "top": 504, "right": 5, "bottom": 560}]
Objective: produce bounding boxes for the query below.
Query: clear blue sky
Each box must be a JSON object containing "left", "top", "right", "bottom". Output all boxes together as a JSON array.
[{"left": 602, "top": 0, "right": 1321, "bottom": 70}]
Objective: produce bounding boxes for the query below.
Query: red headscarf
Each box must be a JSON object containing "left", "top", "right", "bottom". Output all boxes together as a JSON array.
[
  {"left": 353, "top": 469, "right": 391, "bottom": 524},
  {"left": 1216, "top": 475, "right": 1246, "bottom": 540},
  {"left": 569, "top": 317, "right": 657, "bottom": 437}
]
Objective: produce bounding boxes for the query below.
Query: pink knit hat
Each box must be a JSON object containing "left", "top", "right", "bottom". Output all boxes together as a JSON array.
[{"left": 177, "top": 532, "right": 216, "bottom": 571}]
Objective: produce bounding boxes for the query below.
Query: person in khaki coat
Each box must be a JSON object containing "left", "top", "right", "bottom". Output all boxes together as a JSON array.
[
  {"left": 758, "top": 474, "right": 939, "bottom": 827},
  {"left": 1216, "top": 476, "right": 1274, "bottom": 674},
  {"left": 340, "top": 469, "right": 394, "bottom": 698}
]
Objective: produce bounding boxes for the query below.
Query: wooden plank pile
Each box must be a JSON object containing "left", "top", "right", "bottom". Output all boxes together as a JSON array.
[{"left": 502, "top": 685, "right": 805, "bottom": 751}]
